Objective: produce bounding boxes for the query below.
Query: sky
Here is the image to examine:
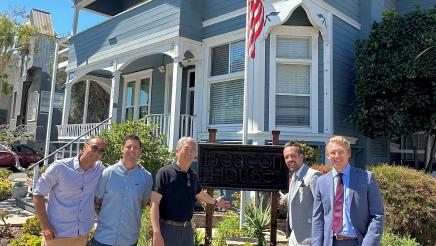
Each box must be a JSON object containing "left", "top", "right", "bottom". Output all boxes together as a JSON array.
[{"left": 0, "top": 0, "right": 107, "bottom": 36}]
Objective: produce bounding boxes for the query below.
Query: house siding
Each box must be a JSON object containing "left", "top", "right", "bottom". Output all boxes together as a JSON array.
[
  {"left": 332, "top": 16, "right": 358, "bottom": 137},
  {"left": 324, "top": 0, "right": 360, "bottom": 22},
  {"left": 180, "top": 0, "right": 203, "bottom": 41},
  {"left": 31, "top": 36, "right": 56, "bottom": 73},
  {"left": 203, "top": 15, "right": 245, "bottom": 39},
  {"left": 203, "top": 0, "right": 245, "bottom": 20},
  {"left": 68, "top": 0, "right": 181, "bottom": 69},
  {"left": 397, "top": 0, "right": 435, "bottom": 14}
]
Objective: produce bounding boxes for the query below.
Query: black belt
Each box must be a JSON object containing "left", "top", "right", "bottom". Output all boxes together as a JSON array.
[
  {"left": 160, "top": 219, "right": 191, "bottom": 227},
  {"left": 334, "top": 235, "right": 358, "bottom": 241}
]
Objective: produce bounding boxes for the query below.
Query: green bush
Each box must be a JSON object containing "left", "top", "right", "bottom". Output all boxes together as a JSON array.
[
  {"left": 288, "top": 141, "right": 320, "bottom": 165},
  {"left": 100, "top": 120, "right": 174, "bottom": 172},
  {"left": 9, "top": 233, "right": 42, "bottom": 246},
  {"left": 137, "top": 206, "right": 153, "bottom": 246},
  {"left": 0, "top": 179, "right": 12, "bottom": 201},
  {"left": 381, "top": 230, "right": 419, "bottom": 246},
  {"left": 22, "top": 216, "right": 42, "bottom": 235},
  {"left": 213, "top": 211, "right": 246, "bottom": 246},
  {"left": 370, "top": 164, "right": 436, "bottom": 245},
  {"left": 0, "top": 168, "right": 12, "bottom": 180}
]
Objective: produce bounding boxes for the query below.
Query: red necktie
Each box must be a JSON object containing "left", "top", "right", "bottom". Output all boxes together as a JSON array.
[{"left": 332, "top": 173, "right": 344, "bottom": 234}]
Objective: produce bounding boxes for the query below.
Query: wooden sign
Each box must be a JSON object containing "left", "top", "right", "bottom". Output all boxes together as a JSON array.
[{"left": 198, "top": 143, "right": 288, "bottom": 191}]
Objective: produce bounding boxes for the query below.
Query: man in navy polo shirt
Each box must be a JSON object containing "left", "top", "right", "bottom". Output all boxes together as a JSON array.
[{"left": 151, "top": 137, "right": 230, "bottom": 246}]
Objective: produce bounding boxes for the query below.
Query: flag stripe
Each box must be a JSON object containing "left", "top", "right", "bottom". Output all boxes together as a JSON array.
[{"left": 248, "top": 0, "right": 264, "bottom": 58}]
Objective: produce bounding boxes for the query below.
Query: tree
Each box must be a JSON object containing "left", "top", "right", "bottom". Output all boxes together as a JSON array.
[
  {"left": 0, "top": 11, "right": 35, "bottom": 95},
  {"left": 350, "top": 7, "right": 436, "bottom": 172}
]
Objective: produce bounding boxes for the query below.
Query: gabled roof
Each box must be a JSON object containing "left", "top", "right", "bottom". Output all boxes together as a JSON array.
[{"left": 29, "top": 9, "right": 55, "bottom": 36}]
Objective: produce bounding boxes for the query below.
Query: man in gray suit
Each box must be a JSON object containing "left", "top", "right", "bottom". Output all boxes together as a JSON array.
[
  {"left": 312, "top": 136, "right": 384, "bottom": 246},
  {"left": 280, "top": 142, "right": 321, "bottom": 246}
]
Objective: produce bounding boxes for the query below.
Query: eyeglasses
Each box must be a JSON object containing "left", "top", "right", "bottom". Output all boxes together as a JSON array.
[
  {"left": 186, "top": 173, "right": 191, "bottom": 187},
  {"left": 86, "top": 143, "right": 105, "bottom": 154}
]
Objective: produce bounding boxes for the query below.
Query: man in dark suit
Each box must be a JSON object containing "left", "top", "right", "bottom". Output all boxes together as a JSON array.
[{"left": 312, "top": 136, "right": 384, "bottom": 246}]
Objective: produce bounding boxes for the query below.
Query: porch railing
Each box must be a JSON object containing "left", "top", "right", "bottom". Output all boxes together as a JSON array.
[
  {"left": 57, "top": 114, "right": 195, "bottom": 145},
  {"left": 57, "top": 123, "right": 112, "bottom": 139}
]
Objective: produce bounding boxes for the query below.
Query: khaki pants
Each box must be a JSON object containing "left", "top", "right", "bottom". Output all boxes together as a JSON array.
[{"left": 42, "top": 236, "right": 88, "bottom": 246}]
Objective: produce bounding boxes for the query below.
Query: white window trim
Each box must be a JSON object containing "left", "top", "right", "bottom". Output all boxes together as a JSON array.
[
  {"left": 205, "top": 31, "right": 247, "bottom": 131},
  {"left": 121, "top": 69, "right": 153, "bottom": 120},
  {"left": 269, "top": 26, "right": 319, "bottom": 133}
]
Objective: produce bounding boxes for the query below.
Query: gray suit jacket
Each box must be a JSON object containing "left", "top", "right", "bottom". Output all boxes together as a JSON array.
[
  {"left": 311, "top": 165, "right": 385, "bottom": 246},
  {"left": 286, "top": 164, "right": 321, "bottom": 245}
]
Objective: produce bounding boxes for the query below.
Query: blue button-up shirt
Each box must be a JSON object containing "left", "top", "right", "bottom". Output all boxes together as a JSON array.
[
  {"left": 332, "top": 164, "right": 357, "bottom": 237},
  {"left": 33, "top": 156, "right": 104, "bottom": 237},
  {"left": 94, "top": 162, "right": 152, "bottom": 246}
]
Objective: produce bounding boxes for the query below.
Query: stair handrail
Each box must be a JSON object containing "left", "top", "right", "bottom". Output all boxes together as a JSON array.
[{"left": 25, "top": 117, "right": 112, "bottom": 171}]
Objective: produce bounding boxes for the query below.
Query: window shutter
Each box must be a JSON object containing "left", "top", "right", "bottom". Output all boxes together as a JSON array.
[
  {"left": 209, "top": 79, "right": 243, "bottom": 125},
  {"left": 211, "top": 44, "right": 229, "bottom": 76},
  {"left": 277, "top": 37, "right": 311, "bottom": 59}
]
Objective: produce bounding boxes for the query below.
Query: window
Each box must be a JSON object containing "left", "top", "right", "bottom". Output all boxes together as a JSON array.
[
  {"left": 211, "top": 40, "right": 245, "bottom": 76},
  {"left": 209, "top": 79, "right": 243, "bottom": 125},
  {"left": 40, "top": 91, "right": 64, "bottom": 112},
  {"left": 139, "top": 78, "right": 150, "bottom": 119},
  {"left": 209, "top": 40, "right": 245, "bottom": 126},
  {"left": 270, "top": 26, "right": 318, "bottom": 131},
  {"left": 27, "top": 91, "right": 39, "bottom": 122},
  {"left": 122, "top": 70, "right": 152, "bottom": 121}
]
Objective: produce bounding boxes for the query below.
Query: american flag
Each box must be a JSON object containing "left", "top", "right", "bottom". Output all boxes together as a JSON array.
[{"left": 247, "top": 0, "right": 265, "bottom": 59}]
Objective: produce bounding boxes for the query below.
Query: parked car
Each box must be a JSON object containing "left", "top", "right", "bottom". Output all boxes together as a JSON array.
[{"left": 0, "top": 144, "right": 43, "bottom": 169}]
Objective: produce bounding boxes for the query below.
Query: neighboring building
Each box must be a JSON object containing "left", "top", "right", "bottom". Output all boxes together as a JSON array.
[
  {"left": 58, "top": 0, "right": 435, "bottom": 167},
  {"left": 9, "top": 9, "right": 65, "bottom": 152},
  {"left": 0, "top": 55, "right": 18, "bottom": 125}
]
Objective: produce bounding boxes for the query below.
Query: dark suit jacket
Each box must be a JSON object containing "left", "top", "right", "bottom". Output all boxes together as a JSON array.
[{"left": 311, "top": 165, "right": 384, "bottom": 246}]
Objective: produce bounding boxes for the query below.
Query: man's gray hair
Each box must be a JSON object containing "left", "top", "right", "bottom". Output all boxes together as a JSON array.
[{"left": 176, "top": 137, "right": 197, "bottom": 152}]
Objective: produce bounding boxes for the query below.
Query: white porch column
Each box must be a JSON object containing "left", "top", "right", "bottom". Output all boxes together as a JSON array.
[
  {"left": 192, "top": 60, "right": 202, "bottom": 140},
  {"left": 72, "top": 6, "right": 80, "bottom": 35},
  {"left": 168, "top": 57, "right": 183, "bottom": 150},
  {"left": 109, "top": 71, "right": 121, "bottom": 122},
  {"left": 82, "top": 80, "right": 90, "bottom": 124},
  {"left": 61, "top": 80, "right": 72, "bottom": 125}
]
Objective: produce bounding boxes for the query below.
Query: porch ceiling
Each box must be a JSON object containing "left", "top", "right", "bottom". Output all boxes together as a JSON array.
[{"left": 82, "top": 0, "right": 144, "bottom": 16}]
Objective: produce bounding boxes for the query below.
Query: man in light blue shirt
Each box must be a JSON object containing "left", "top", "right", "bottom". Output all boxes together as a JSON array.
[
  {"left": 33, "top": 137, "right": 106, "bottom": 246},
  {"left": 92, "top": 135, "right": 152, "bottom": 246}
]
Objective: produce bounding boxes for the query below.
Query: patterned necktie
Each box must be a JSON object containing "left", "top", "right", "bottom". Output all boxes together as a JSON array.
[{"left": 332, "top": 173, "right": 344, "bottom": 234}]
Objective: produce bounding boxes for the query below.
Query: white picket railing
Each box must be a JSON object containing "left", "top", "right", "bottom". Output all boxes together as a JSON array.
[
  {"left": 57, "top": 114, "right": 195, "bottom": 145},
  {"left": 56, "top": 123, "right": 112, "bottom": 139}
]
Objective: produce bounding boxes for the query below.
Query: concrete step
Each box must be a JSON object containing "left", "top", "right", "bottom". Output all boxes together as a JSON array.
[
  {"left": 0, "top": 198, "right": 34, "bottom": 226},
  {"left": 15, "top": 196, "right": 36, "bottom": 214}
]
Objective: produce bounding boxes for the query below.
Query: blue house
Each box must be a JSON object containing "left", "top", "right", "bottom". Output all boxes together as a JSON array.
[{"left": 57, "top": 0, "right": 435, "bottom": 167}]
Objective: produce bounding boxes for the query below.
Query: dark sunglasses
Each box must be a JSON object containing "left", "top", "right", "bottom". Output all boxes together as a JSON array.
[{"left": 86, "top": 143, "right": 105, "bottom": 154}]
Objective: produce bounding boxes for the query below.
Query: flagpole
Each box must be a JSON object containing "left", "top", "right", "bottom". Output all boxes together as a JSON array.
[{"left": 240, "top": 0, "right": 251, "bottom": 229}]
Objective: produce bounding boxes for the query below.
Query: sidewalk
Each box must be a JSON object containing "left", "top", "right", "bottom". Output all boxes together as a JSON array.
[{"left": 0, "top": 198, "right": 34, "bottom": 226}]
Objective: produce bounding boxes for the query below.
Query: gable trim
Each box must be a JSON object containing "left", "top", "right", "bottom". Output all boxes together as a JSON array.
[{"left": 201, "top": 0, "right": 360, "bottom": 30}]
